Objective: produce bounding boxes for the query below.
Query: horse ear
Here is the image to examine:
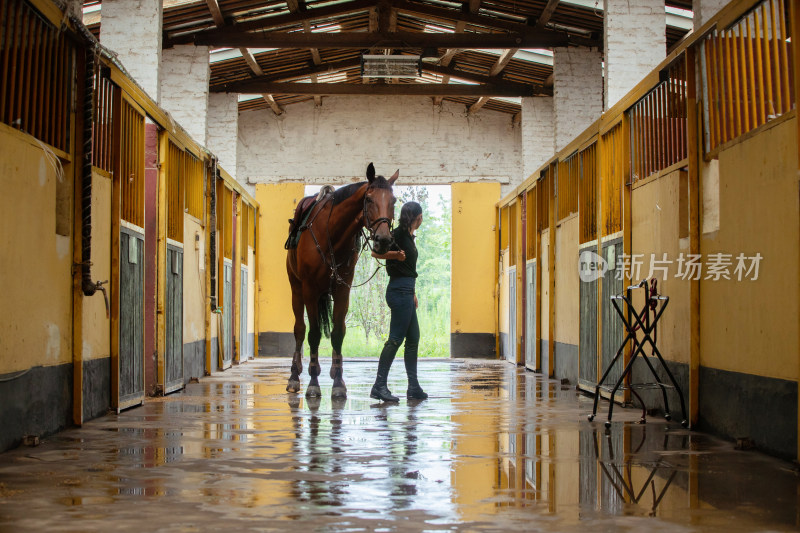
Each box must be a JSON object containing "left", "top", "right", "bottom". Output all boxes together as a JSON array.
[
  {"left": 388, "top": 169, "right": 399, "bottom": 185},
  {"left": 366, "top": 163, "right": 375, "bottom": 182}
]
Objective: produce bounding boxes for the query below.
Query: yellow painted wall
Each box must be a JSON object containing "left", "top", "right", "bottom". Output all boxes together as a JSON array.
[
  {"left": 554, "top": 217, "right": 579, "bottom": 346},
  {"left": 631, "top": 170, "right": 691, "bottom": 365},
  {"left": 81, "top": 170, "right": 111, "bottom": 361},
  {"left": 700, "top": 117, "right": 799, "bottom": 380},
  {"left": 183, "top": 216, "right": 206, "bottom": 344},
  {"left": 540, "top": 228, "right": 550, "bottom": 342},
  {"left": 0, "top": 127, "right": 73, "bottom": 373},
  {"left": 451, "top": 182, "right": 501, "bottom": 335},
  {"left": 256, "top": 183, "right": 305, "bottom": 334}
]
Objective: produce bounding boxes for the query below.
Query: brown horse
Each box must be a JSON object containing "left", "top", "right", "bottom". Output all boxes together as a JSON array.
[{"left": 286, "top": 163, "right": 398, "bottom": 398}]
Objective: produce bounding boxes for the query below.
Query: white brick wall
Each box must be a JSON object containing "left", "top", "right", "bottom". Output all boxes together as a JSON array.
[
  {"left": 100, "top": 0, "right": 162, "bottom": 102},
  {"left": 160, "top": 45, "right": 210, "bottom": 146},
  {"left": 604, "top": 0, "right": 665, "bottom": 109},
  {"left": 553, "top": 47, "right": 603, "bottom": 153},
  {"left": 694, "top": 0, "right": 729, "bottom": 29},
  {"left": 521, "top": 96, "right": 554, "bottom": 180},
  {"left": 207, "top": 93, "right": 239, "bottom": 180},
  {"left": 237, "top": 96, "right": 521, "bottom": 196}
]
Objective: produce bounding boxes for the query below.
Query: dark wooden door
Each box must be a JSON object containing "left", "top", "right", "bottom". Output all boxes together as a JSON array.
[{"left": 119, "top": 227, "right": 145, "bottom": 408}]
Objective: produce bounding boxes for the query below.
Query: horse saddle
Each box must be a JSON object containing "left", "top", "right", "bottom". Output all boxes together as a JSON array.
[{"left": 284, "top": 185, "right": 335, "bottom": 250}]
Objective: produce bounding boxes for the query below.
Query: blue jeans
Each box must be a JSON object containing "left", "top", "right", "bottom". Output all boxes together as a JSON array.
[{"left": 385, "top": 277, "right": 419, "bottom": 356}]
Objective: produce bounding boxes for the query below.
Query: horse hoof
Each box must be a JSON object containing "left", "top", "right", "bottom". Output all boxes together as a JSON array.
[
  {"left": 306, "top": 385, "right": 322, "bottom": 398},
  {"left": 286, "top": 380, "right": 301, "bottom": 393},
  {"left": 331, "top": 386, "right": 347, "bottom": 399}
]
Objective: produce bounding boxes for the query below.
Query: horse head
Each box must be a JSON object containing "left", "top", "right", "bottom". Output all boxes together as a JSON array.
[{"left": 364, "top": 162, "right": 399, "bottom": 255}]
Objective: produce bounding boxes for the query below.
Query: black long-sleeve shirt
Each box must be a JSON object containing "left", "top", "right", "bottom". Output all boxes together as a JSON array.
[{"left": 385, "top": 227, "right": 418, "bottom": 279}]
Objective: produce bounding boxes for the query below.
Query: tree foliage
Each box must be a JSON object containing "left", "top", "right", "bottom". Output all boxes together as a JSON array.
[{"left": 345, "top": 186, "right": 451, "bottom": 356}]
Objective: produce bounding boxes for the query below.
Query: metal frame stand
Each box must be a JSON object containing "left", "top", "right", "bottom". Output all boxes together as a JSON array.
[{"left": 588, "top": 279, "right": 688, "bottom": 429}]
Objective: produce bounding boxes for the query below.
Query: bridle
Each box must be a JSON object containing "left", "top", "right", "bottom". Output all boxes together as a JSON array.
[
  {"left": 306, "top": 184, "right": 395, "bottom": 289},
  {"left": 360, "top": 186, "right": 395, "bottom": 254}
]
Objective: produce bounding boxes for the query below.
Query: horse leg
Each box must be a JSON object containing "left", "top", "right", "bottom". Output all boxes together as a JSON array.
[
  {"left": 329, "top": 285, "right": 350, "bottom": 399},
  {"left": 286, "top": 279, "right": 305, "bottom": 393},
  {"left": 305, "top": 294, "right": 323, "bottom": 398}
]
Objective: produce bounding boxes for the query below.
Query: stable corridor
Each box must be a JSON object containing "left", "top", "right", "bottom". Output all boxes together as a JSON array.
[{"left": 0, "top": 360, "right": 797, "bottom": 531}]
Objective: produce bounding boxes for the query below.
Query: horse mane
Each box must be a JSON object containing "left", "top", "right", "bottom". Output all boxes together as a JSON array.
[{"left": 331, "top": 177, "right": 392, "bottom": 206}]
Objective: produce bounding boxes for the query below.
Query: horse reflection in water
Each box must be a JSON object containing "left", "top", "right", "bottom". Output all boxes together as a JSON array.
[
  {"left": 287, "top": 398, "right": 424, "bottom": 518},
  {"left": 286, "top": 163, "right": 398, "bottom": 398}
]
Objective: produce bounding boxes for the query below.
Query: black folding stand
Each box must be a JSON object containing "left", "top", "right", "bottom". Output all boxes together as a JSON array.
[{"left": 588, "top": 279, "right": 688, "bottom": 429}]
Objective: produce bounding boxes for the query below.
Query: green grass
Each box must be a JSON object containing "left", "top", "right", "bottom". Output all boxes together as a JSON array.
[{"left": 311, "top": 301, "right": 450, "bottom": 358}]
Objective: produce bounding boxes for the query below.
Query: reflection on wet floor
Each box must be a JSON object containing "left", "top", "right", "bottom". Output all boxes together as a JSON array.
[{"left": 0, "top": 359, "right": 798, "bottom": 531}]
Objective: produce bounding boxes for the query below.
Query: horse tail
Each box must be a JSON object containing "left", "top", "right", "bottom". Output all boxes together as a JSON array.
[{"left": 317, "top": 292, "right": 333, "bottom": 338}]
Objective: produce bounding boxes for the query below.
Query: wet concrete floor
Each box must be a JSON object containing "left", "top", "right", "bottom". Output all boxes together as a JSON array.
[{"left": 1, "top": 359, "right": 799, "bottom": 531}]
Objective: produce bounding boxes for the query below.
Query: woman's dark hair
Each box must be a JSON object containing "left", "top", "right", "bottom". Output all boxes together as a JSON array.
[{"left": 398, "top": 201, "right": 423, "bottom": 230}]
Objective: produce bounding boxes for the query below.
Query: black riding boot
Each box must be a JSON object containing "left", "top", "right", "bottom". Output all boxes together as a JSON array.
[
  {"left": 404, "top": 340, "right": 428, "bottom": 400},
  {"left": 371, "top": 340, "right": 400, "bottom": 402}
]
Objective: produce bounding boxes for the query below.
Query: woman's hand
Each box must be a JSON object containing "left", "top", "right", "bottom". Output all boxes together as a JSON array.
[
  {"left": 371, "top": 250, "right": 406, "bottom": 261},
  {"left": 414, "top": 294, "right": 418, "bottom": 308}
]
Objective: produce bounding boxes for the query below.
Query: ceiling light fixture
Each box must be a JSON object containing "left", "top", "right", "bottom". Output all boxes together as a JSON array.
[{"left": 361, "top": 55, "right": 422, "bottom": 78}]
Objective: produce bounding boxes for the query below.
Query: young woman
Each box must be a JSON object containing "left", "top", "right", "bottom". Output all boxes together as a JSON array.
[{"left": 369, "top": 201, "right": 428, "bottom": 402}]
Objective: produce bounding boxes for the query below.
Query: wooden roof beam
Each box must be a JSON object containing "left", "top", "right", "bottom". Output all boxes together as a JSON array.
[
  {"left": 534, "top": 0, "right": 560, "bottom": 30},
  {"left": 217, "top": 82, "right": 535, "bottom": 97},
  {"left": 195, "top": 30, "right": 598, "bottom": 49},
  {"left": 488, "top": 48, "right": 518, "bottom": 77},
  {"left": 215, "top": 61, "right": 550, "bottom": 96},
  {"left": 205, "top": 0, "right": 225, "bottom": 26},
  {"left": 166, "top": 0, "right": 375, "bottom": 46},
  {"left": 468, "top": 96, "right": 490, "bottom": 113},
  {"left": 434, "top": 20, "right": 465, "bottom": 106}
]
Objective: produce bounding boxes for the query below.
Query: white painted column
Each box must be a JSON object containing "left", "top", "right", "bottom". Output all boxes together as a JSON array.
[
  {"left": 99, "top": 0, "right": 163, "bottom": 102},
  {"left": 604, "top": 0, "right": 665, "bottom": 110},
  {"left": 694, "top": 0, "right": 728, "bottom": 29},
  {"left": 553, "top": 47, "right": 603, "bottom": 153},
  {"left": 207, "top": 93, "right": 239, "bottom": 180},
  {"left": 521, "top": 96, "right": 554, "bottom": 179},
  {"left": 160, "top": 45, "right": 211, "bottom": 146}
]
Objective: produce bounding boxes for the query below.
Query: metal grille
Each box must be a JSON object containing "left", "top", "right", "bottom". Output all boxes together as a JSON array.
[{"left": 1, "top": 0, "right": 74, "bottom": 152}]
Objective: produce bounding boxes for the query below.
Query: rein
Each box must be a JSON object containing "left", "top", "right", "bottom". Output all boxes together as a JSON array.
[{"left": 306, "top": 186, "right": 393, "bottom": 289}]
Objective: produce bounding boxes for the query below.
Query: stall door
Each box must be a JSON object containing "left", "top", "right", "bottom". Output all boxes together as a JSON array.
[
  {"left": 579, "top": 246, "right": 599, "bottom": 390},
  {"left": 119, "top": 227, "right": 145, "bottom": 408},
  {"left": 525, "top": 260, "right": 537, "bottom": 370},
  {"left": 222, "top": 260, "right": 233, "bottom": 368},
  {"left": 116, "top": 96, "right": 146, "bottom": 410},
  {"left": 601, "top": 238, "right": 624, "bottom": 389},
  {"left": 507, "top": 267, "right": 517, "bottom": 364},
  {"left": 165, "top": 244, "right": 183, "bottom": 392},
  {"left": 240, "top": 265, "right": 252, "bottom": 360}
]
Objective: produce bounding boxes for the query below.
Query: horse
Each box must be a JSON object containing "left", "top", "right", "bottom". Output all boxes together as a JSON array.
[{"left": 286, "top": 163, "right": 398, "bottom": 398}]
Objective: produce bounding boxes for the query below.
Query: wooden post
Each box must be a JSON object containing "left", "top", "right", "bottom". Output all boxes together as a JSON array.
[
  {"left": 233, "top": 193, "right": 242, "bottom": 363},
  {"left": 156, "top": 131, "right": 168, "bottom": 392},
  {"left": 789, "top": 0, "right": 800, "bottom": 462},
  {"left": 71, "top": 46, "right": 86, "bottom": 425},
  {"left": 204, "top": 161, "right": 213, "bottom": 375},
  {"left": 520, "top": 192, "right": 527, "bottom": 366},
  {"left": 110, "top": 88, "right": 122, "bottom": 409},
  {"left": 686, "top": 47, "right": 702, "bottom": 427},
  {"left": 548, "top": 164, "right": 556, "bottom": 378},
  {"left": 621, "top": 113, "right": 633, "bottom": 404},
  {"left": 253, "top": 205, "right": 260, "bottom": 359},
  {"left": 494, "top": 206, "right": 501, "bottom": 359}
]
